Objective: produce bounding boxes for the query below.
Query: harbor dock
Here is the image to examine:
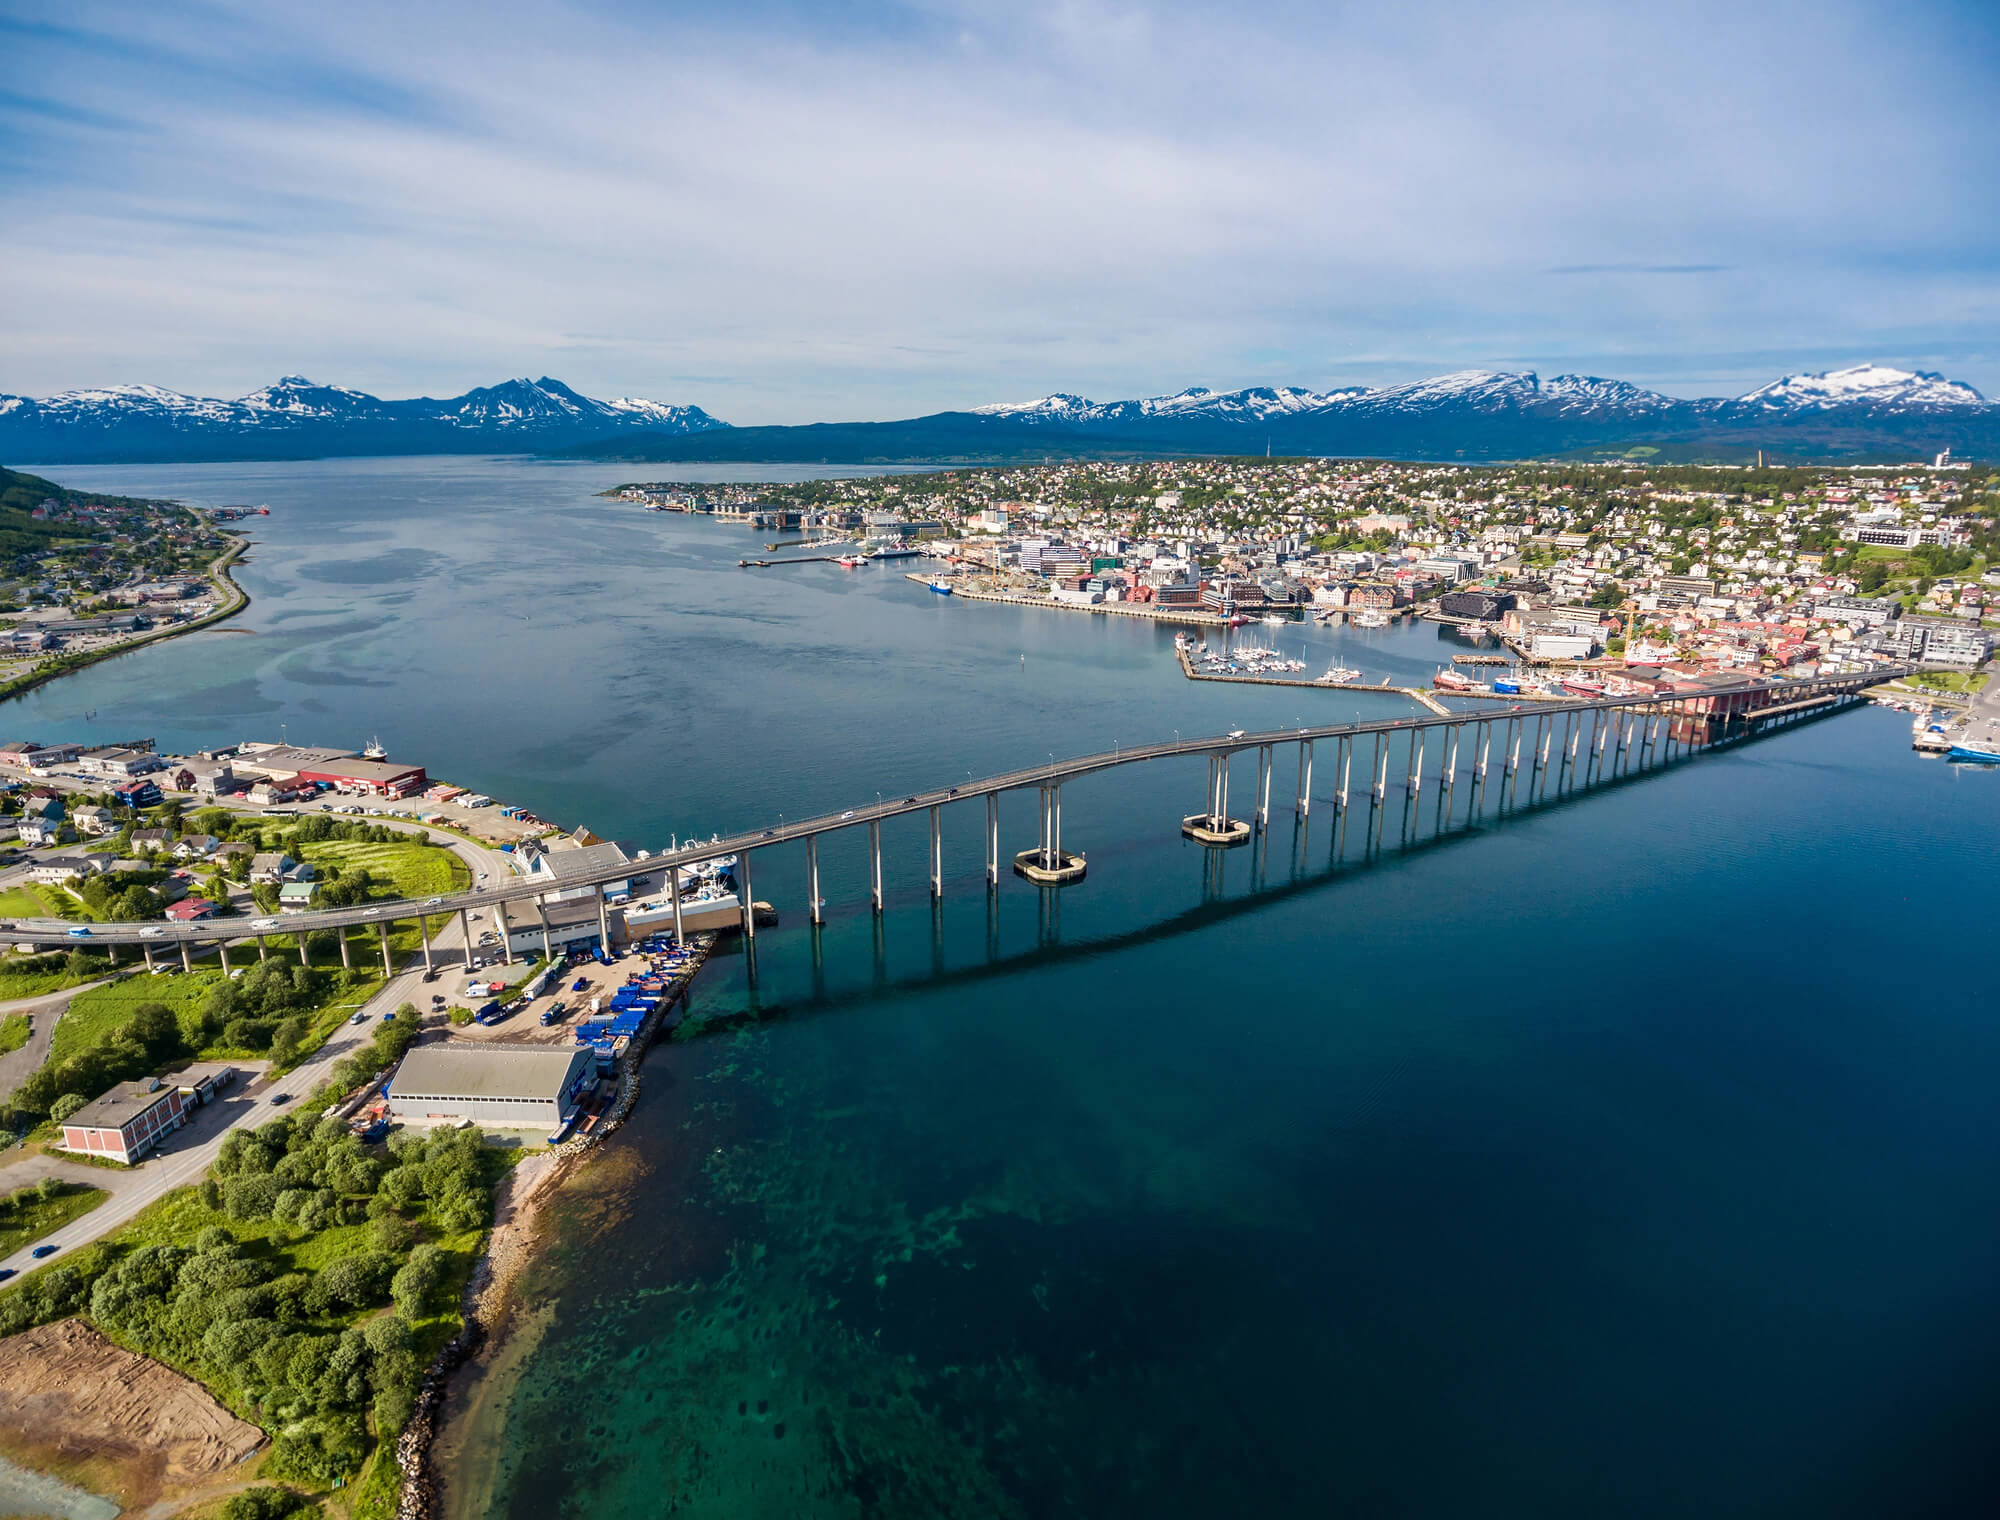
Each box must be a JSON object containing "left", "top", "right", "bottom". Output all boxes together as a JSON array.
[{"left": 1173, "top": 645, "right": 1450, "bottom": 714}]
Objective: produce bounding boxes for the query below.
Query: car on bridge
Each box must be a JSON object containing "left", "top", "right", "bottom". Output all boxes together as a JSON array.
[
  {"left": 140, "top": 926, "right": 164, "bottom": 938},
  {"left": 250, "top": 918, "right": 279, "bottom": 930},
  {"left": 65, "top": 927, "right": 91, "bottom": 938}
]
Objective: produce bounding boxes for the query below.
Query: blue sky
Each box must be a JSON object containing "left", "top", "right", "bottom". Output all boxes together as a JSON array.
[{"left": 2, "top": 0, "right": 1997, "bottom": 422}]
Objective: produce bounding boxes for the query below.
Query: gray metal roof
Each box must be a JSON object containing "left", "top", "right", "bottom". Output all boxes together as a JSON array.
[
  {"left": 533, "top": 841, "right": 630, "bottom": 882},
  {"left": 390, "top": 1042, "right": 589, "bottom": 1102}
]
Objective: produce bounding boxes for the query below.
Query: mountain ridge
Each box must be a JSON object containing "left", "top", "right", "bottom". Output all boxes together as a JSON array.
[{"left": 3, "top": 364, "right": 1993, "bottom": 465}]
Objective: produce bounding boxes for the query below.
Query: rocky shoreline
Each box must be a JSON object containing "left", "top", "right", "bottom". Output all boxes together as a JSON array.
[{"left": 392, "top": 940, "right": 710, "bottom": 1519}]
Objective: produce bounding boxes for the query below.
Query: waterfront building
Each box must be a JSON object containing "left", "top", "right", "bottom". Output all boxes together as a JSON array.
[{"left": 384, "top": 1043, "right": 596, "bottom": 1130}]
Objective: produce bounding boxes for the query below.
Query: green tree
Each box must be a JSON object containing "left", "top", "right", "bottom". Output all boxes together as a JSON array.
[
  {"left": 48, "top": 1091, "right": 88, "bottom": 1122},
  {"left": 390, "top": 1243, "right": 446, "bottom": 1319}
]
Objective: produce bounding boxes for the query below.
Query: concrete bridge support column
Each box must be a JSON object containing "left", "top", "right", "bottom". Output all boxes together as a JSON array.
[
  {"left": 1445, "top": 726, "right": 1459, "bottom": 787},
  {"left": 257, "top": 935, "right": 268, "bottom": 963},
  {"left": 219, "top": 941, "right": 232, "bottom": 974},
  {"left": 1372, "top": 734, "right": 1387, "bottom": 802},
  {"left": 421, "top": 923, "right": 435, "bottom": 974},
  {"left": 740, "top": 853, "right": 755, "bottom": 939},
  {"left": 1476, "top": 722, "right": 1492, "bottom": 781},
  {"left": 536, "top": 895, "right": 554, "bottom": 958},
  {"left": 494, "top": 898, "right": 512, "bottom": 966},
  {"left": 1256, "top": 745, "right": 1271, "bottom": 829},
  {"left": 667, "top": 872, "right": 683, "bottom": 942},
  {"left": 458, "top": 909, "right": 473, "bottom": 961},
  {"left": 181, "top": 940, "right": 193, "bottom": 973},
  {"left": 985, "top": 794, "right": 999, "bottom": 884},
  {"left": 1297, "top": 739, "right": 1313, "bottom": 818},
  {"left": 337, "top": 930, "right": 349, "bottom": 970},
  {"left": 297, "top": 934, "right": 310, "bottom": 968},
  {"left": 1053, "top": 785, "right": 1064, "bottom": 862},
  {"left": 1508, "top": 720, "right": 1523, "bottom": 778},
  {"left": 595, "top": 885, "right": 611, "bottom": 953},
  {"left": 806, "top": 836, "right": 822, "bottom": 925},
  {"left": 1337, "top": 737, "right": 1352, "bottom": 812},
  {"left": 929, "top": 806, "right": 942, "bottom": 897},
  {"left": 1410, "top": 730, "right": 1425, "bottom": 796},
  {"left": 869, "top": 821, "right": 884, "bottom": 913},
  {"left": 378, "top": 923, "right": 392, "bottom": 977},
  {"left": 143, "top": 942, "right": 155, "bottom": 972}
]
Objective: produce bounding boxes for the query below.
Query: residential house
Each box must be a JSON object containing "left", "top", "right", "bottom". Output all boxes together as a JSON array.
[
  {"left": 17, "top": 817, "right": 69, "bottom": 847},
  {"left": 277, "top": 879, "right": 319, "bottom": 912},
  {"left": 249, "top": 851, "right": 296, "bottom": 885},
  {"left": 130, "top": 827, "right": 174, "bottom": 855},
  {"left": 165, "top": 897, "right": 221, "bottom": 922},
  {"left": 70, "top": 805, "right": 117, "bottom": 837},
  {"left": 171, "top": 834, "right": 221, "bottom": 861},
  {"left": 111, "top": 780, "right": 162, "bottom": 809},
  {"left": 21, "top": 790, "right": 64, "bottom": 819}
]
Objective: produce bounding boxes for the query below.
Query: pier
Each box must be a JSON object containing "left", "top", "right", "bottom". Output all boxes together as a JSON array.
[{"left": 1173, "top": 645, "right": 1451, "bottom": 714}]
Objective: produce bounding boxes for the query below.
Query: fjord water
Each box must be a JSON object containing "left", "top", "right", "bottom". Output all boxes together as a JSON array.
[{"left": 26, "top": 458, "right": 2000, "bottom": 1518}]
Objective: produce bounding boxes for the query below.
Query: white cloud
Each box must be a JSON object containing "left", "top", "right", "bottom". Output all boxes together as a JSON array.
[{"left": 1, "top": 0, "right": 1996, "bottom": 417}]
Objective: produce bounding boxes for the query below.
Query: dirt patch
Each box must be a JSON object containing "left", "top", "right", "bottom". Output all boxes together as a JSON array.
[{"left": 0, "top": 1318, "right": 264, "bottom": 1510}]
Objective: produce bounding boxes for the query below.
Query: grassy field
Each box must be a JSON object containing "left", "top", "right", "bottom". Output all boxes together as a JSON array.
[
  {"left": 1911, "top": 670, "right": 1990, "bottom": 694},
  {"left": 299, "top": 838, "right": 470, "bottom": 900},
  {"left": 52, "top": 969, "right": 227, "bottom": 1064},
  {"left": 0, "top": 1012, "right": 27, "bottom": 1054},
  {"left": 0, "top": 886, "right": 45, "bottom": 917},
  {"left": 0, "top": 1180, "right": 107, "bottom": 1256}
]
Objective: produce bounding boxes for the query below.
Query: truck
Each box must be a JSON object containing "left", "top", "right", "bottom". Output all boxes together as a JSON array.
[{"left": 474, "top": 999, "right": 503, "bottom": 1024}]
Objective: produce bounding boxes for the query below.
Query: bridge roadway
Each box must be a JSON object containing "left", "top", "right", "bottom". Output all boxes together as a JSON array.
[{"left": 0, "top": 665, "right": 1914, "bottom": 948}]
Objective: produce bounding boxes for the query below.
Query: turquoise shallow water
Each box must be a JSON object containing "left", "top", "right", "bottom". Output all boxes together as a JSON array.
[{"left": 22, "top": 458, "right": 2000, "bottom": 1518}]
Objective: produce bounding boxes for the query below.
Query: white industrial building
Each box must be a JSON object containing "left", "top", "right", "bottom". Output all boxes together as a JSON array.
[{"left": 385, "top": 1043, "right": 595, "bottom": 1130}]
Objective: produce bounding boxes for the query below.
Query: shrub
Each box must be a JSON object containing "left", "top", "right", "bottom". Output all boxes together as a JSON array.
[
  {"left": 223, "top": 1173, "right": 283, "bottom": 1221},
  {"left": 222, "top": 1485, "right": 313, "bottom": 1520},
  {"left": 48, "top": 1092, "right": 89, "bottom": 1122},
  {"left": 390, "top": 1243, "right": 446, "bottom": 1319}
]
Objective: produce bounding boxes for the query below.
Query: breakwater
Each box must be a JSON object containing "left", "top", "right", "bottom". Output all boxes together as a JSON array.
[{"left": 915, "top": 575, "right": 1230, "bottom": 627}]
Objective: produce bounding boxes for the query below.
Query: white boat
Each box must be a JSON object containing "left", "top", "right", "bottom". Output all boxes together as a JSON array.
[
  {"left": 1261, "top": 614, "right": 1287, "bottom": 627},
  {"left": 1317, "top": 666, "right": 1362, "bottom": 685},
  {"left": 362, "top": 736, "right": 388, "bottom": 760},
  {"left": 1352, "top": 609, "right": 1390, "bottom": 628}
]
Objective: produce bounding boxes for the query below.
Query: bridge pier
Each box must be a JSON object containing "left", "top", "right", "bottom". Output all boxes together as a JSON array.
[
  {"left": 870, "top": 820, "right": 884, "bottom": 912},
  {"left": 985, "top": 793, "right": 999, "bottom": 884},
  {"left": 257, "top": 934, "right": 268, "bottom": 963},
  {"left": 335, "top": 930, "right": 348, "bottom": 970},
  {"left": 1256, "top": 744, "right": 1272, "bottom": 829},
  {"left": 378, "top": 922, "right": 392, "bottom": 976},
  {"left": 219, "top": 941, "right": 231, "bottom": 974},
  {"left": 1409, "top": 729, "right": 1425, "bottom": 796},
  {"left": 1337, "top": 736, "right": 1352, "bottom": 812},
  {"left": 595, "top": 884, "right": 611, "bottom": 952},
  {"left": 1296, "top": 739, "right": 1312, "bottom": 818},
  {"left": 1019, "top": 782, "right": 1086, "bottom": 881},
  {"left": 494, "top": 898, "right": 512, "bottom": 965},
  {"left": 535, "top": 895, "right": 554, "bottom": 958},
  {"left": 668, "top": 868, "right": 684, "bottom": 942},
  {"left": 740, "top": 852, "right": 755, "bottom": 938},
  {"left": 297, "top": 933, "right": 309, "bottom": 968},
  {"left": 1184, "top": 753, "right": 1250, "bottom": 846},
  {"left": 806, "top": 836, "right": 822, "bottom": 925},
  {"left": 928, "top": 805, "right": 942, "bottom": 898},
  {"left": 180, "top": 940, "right": 193, "bottom": 973},
  {"left": 142, "top": 942, "right": 154, "bottom": 973},
  {"left": 421, "top": 923, "right": 434, "bottom": 974}
]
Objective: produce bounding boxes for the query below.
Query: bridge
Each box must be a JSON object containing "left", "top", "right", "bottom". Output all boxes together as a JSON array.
[{"left": 0, "top": 665, "right": 1915, "bottom": 967}]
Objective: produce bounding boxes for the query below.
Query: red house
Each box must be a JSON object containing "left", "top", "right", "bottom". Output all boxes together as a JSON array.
[{"left": 165, "top": 897, "right": 220, "bottom": 921}]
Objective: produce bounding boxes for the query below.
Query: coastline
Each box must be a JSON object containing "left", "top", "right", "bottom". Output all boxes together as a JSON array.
[{"left": 0, "top": 531, "right": 252, "bottom": 708}]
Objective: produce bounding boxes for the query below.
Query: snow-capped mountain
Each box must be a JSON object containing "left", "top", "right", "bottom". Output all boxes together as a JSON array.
[
  {"left": 1732, "top": 364, "right": 1984, "bottom": 413},
  {"left": 0, "top": 375, "right": 725, "bottom": 463}
]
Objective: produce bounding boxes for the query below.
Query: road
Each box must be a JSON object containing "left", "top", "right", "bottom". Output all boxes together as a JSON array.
[
  {"left": 0, "top": 907, "right": 478, "bottom": 1280},
  {"left": 0, "top": 978, "right": 111, "bottom": 1109}
]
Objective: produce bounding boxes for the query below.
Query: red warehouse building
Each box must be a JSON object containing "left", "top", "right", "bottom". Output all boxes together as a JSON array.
[
  {"left": 293, "top": 758, "right": 429, "bottom": 798},
  {"left": 61, "top": 1078, "right": 188, "bottom": 1163}
]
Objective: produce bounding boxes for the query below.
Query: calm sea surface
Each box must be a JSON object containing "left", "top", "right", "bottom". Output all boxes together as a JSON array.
[{"left": 22, "top": 457, "right": 2000, "bottom": 1518}]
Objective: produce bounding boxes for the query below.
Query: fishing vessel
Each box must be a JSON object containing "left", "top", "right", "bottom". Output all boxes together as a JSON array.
[
  {"left": 1261, "top": 614, "right": 1288, "bottom": 627},
  {"left": 1560, "top": 677, "right": 1606, "bottom": 698},
  {"left": 1316, "top": 665, "right": 1362, "bottom": 685},
  {"left": 361, "top": 736, "right": 388, "bottom": 760},
  {"left": 928, "top": 579, "right": 954, "bottom": 595},
  {"left": 1432, "top": 668, "right": 1478, "bottom": 692},
  {"left": 838, "top": 554, "right": 864, "bottom": 569}
]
